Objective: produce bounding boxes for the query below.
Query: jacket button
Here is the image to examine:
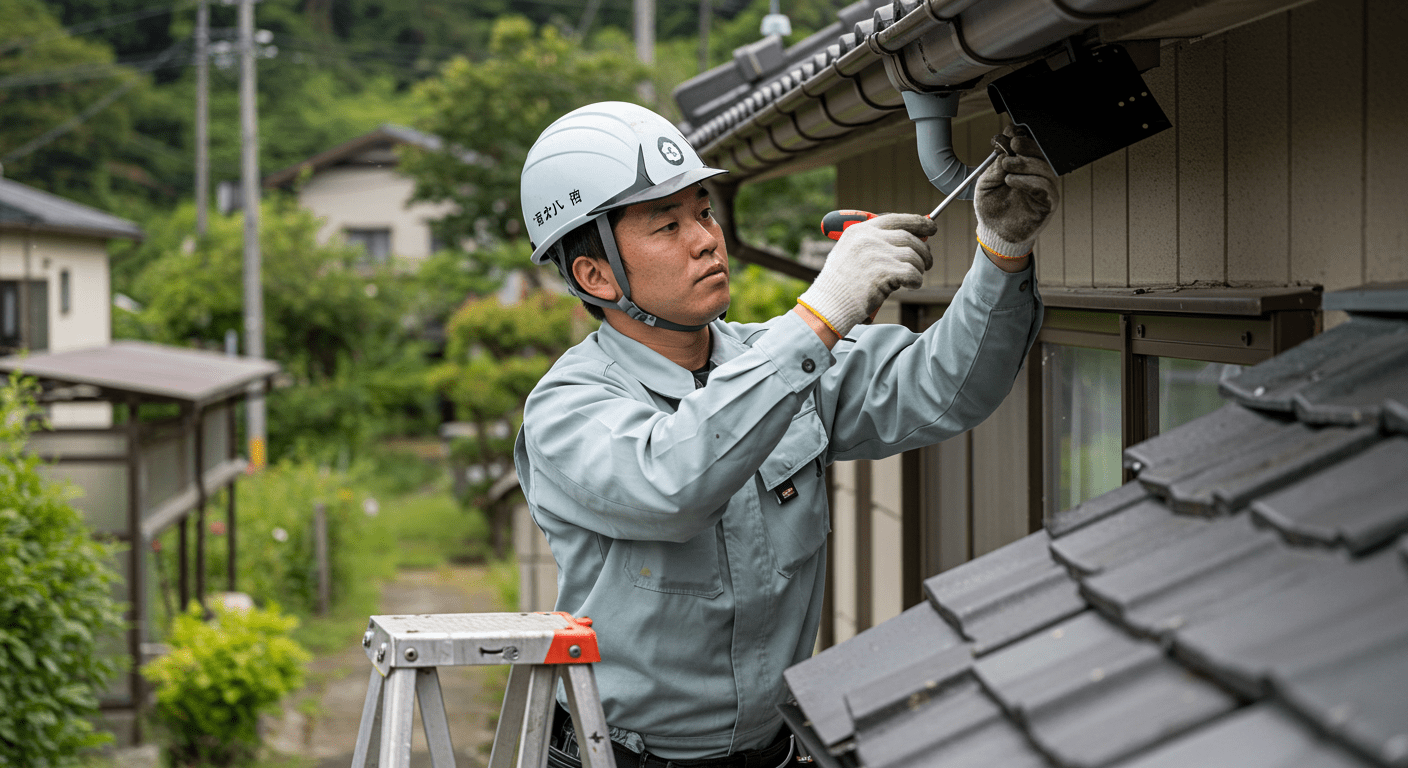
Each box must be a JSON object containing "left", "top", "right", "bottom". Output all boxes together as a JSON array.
[
  {"left": 802, "top": 358, "right": 815, "bottom": 373},
  {"left": 1019, "top": 280, "right": 1030, "bottom": 292}
]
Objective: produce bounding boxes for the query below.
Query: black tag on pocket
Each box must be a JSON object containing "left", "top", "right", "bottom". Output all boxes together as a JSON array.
[{"left": 775, "top": 478, "right": 800, "bottom": 505}]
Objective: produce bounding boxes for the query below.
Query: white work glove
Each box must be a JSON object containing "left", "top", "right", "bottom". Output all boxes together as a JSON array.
[
  {"left": 797, "top": 213, "right": 936, "bottom": 338},
  {"left": 975, "top": 125, "right": 1060, "bottom": 259}
]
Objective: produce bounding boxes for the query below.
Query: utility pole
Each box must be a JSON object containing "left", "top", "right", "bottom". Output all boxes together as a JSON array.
[
  {"left": 698, "top": 0, "right": 710, "bottom": 74},
  {"left": 195, "top": 0, "right": 209, "bottom": 236},
  {"left": 633, "top": 0, "right": 655, "bottom": 103},
  {"left": 238, "top": 0, "right": 266, "bottom": 469}
]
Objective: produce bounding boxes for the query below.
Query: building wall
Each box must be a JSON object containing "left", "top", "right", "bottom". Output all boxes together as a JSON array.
[
  {"left": 297, "top": 164, "right": 457, "bottom": 261},
  {"left": 0, "top": 232, "right": 114, "bottom": 426},
  {"left": 831, "top": 0, "right": 1408, "bottom": 632}
]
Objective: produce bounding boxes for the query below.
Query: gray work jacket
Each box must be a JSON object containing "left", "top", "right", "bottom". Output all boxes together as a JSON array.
[{"left": 513, "top": 250, "right": 1043, "bottom": 759}]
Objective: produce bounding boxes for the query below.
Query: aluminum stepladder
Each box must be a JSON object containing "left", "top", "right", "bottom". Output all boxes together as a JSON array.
[{"left": 352, "top": 611, "right": 619, "bottom": 768}]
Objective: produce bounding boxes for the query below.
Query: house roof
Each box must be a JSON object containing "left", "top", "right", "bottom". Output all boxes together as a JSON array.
[
  {"left": 673, "top": 0, "right": 1318, "bottom": 184},
  {"left": 263, "top": 123, "right": 479, "bottom": 189},
  {"left": 0, "top": 177, "right": 143, "bottom": 241},
  {"left": 0, "top": 340, "right": 278, "bottom": 409},
  {"left": 782, "top": 290, "right": 1408, "bottom": 768}
]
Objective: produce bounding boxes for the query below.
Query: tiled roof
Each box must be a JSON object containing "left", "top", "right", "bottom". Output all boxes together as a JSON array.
[
  {"left": 263, "top": 123, "right": 479, "bottom": 188},
  {"left": 0, "top": 177, "right": 143, "bottom": 241},
  {"left": 783, "top": 302, "right": 1408, "bottom": 768}
]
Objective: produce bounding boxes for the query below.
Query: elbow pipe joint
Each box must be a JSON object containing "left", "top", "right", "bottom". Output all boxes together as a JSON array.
[{"left": 901, "top": 90, "right": 976, "bottom": 201}]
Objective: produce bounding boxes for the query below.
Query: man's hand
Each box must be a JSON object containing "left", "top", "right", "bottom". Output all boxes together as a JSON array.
[
  {"left": 975, "top": 125, "right": 1059, "bottom": 261},
  {"left": 797, "top": 213, "right": 936, "bottom": 339}
]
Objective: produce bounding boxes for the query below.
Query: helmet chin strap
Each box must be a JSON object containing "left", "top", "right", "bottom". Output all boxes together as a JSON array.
[{"left": 557, "top": 217, "right": 724, "bottom": 333}]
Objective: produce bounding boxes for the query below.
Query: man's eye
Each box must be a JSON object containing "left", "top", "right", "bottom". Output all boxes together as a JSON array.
[{"left": 701, "top": 208, "right": 713, "bottom": 219}]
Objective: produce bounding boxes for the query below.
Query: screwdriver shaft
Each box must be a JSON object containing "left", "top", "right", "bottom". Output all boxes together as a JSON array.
[{"left": 927, "top": 150, "right": 1002, "bottom": 220}]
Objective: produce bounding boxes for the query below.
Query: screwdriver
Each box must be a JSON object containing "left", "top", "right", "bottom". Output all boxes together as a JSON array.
[{"left": 819, "top": 147, "right": 1005, "bottom": 241}]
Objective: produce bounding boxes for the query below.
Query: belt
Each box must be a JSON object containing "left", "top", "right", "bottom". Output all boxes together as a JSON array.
[{"left": 548, "top": 708, "right": 797, "bottom": 768}]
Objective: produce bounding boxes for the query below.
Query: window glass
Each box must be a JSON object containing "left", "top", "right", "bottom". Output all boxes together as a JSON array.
[
  {"left": 345, "top": 227, "right": 392, "bottom": 263},
  {"left": 1045, "top": 343, "right": 1122, "bottom": 513},
  {"left": 1149, "top": 357, "right": 1244, "bottom": 436}
]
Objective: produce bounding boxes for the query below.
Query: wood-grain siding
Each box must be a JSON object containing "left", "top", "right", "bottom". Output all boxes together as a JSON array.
[{"left": 840, "top": 0, "right": 1408, "bottom": 294}]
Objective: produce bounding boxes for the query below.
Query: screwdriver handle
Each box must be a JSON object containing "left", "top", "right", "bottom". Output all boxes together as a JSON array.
[{"left": 820, "top": 209, "right": 878, "bottom": 241}]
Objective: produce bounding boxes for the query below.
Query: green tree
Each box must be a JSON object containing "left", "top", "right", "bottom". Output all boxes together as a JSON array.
[
  {"left": 429, "top": 258, "right": 588, "bottom": 555},
  {"left": 119, "top": 200, "right": 436, "bottom": 461},
  {"left": 402, "top": 16, "right": 647, "bottom": 250},
  {"left": 0, "top": 0, "right": 148, "bottom": 207},
  {"left": 0, "top": 376, "right": 124, "bottom": 765}
]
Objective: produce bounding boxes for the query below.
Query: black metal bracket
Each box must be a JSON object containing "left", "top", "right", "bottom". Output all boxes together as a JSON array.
[{"left": 986, "top": 43, "right": 1171, "bottom": 176}]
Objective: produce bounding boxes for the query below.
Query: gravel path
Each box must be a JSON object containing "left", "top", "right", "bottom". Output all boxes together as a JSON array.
[{"left": 265, "top": 566, "right": 507, "bottom": 767}]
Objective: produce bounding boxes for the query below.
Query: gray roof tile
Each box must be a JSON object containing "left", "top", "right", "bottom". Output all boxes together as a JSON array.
[
  {"left": 974, "top": 612, "right": 1238, "bottom": 768},
  {"left": 1158, "top": 422, "right": 1380, "bottom": 515},
  {"left": 1048, "top": 480, "right": 1150, "bottom": 539},
  {"left": 922, "top": 531, "right": 1086, "bottom": 655},
  {"left": 855, "top": 677, "right": 1051, "bottom": 768},
  {"left": 1114, "top": 705, "right": 1376, "bottom": 768},
  {"left": 1123, "top": 404, "right": 1284, "bottom": 488},
  {"left": 1048, "top": 499, "right": 1208, "bottom": 576},
  {"left": 1220, "top": 317, "right": 1408, "bottom": 412},
  {"left": 1081, "top": 513, "right": 1286, "bottom": 634},
  {"left": 1386, "top": 399, "right": 1408, "bottom": 435},
  {"left": 1252, "top": 437, "right": 1408, "bottom": 553},
  {"left": 844, "top": 645, "right": 973, "bottom": 731},
  {"left": 1271, "top": 605, "right": 1408, "bottom": 767},
  {"left": 1293, "top": 345, "right": 1408, "bottom": 427},
  {"left": 1172, "top": 551, "right": 1408, "bottom": 699},
  {"left": 1096, "top": 524, "right": 1333, "bottom": 641},
  {"left": 784, "top": 602, "right": 965, "bottom": 748}
]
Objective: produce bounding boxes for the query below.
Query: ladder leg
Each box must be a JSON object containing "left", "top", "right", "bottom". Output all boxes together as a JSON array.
[
  {"left": 351, "top": 668, "right": 385, "bottom": 768},
  {"left": 489, "top": 664, "right": 534, "bottom": 768},
  {"left": 379, "top": 667, "right": 418, "bottom": 768},
  {"left": 416, "top": 668, "right": 457, "bottom": 768},
  {"left": 563, "top": 665, "right": 618, "bottom": 768},
  {"left": 516, "top": 665, "right": 559, "bottom": 768}
]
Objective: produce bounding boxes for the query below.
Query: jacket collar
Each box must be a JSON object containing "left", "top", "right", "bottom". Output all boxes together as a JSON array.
[{"left": 595, "top": 318, "right": 744, "bottom": 401}]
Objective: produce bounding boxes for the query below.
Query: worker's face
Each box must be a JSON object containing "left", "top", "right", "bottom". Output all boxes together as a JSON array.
[{"left": 611, "top": 185, "right": 730, "bottom": 327}]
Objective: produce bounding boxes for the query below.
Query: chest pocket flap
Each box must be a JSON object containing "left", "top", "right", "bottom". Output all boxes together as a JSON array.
[{"left": 758, "top": 404, "right": 828, "bottom": 492}]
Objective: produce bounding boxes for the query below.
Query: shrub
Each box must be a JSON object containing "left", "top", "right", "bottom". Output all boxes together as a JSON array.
[
  {"left": 191, "top": 462, "right": 388, "bottom": 619},
  {"left": 143, "top": 602, "right": 310, "bottom": 766},
  {"left": 0, "top": 378, "right": 124, "bottom": 766}
]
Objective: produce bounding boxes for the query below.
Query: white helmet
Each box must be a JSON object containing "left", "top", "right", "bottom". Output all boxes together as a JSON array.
[{"left": 521, "top": 101, "right": 727, "bottom": 331}]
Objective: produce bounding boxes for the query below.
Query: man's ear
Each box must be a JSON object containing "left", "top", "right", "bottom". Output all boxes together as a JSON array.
[{"left": 571, "top": 255, "right": 621, "bottom": 304}]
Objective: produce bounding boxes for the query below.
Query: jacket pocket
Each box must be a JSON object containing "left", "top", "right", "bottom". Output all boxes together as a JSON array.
[
  {"left": 758, "top": 405, "right": 830, "bottom": 577},
  {"left": 624, "top": 526, "right": 724, "bottom": 598}
]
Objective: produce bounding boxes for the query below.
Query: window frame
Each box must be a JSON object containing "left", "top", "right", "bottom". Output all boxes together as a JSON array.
[{"left": 895, "top": 286, "right": 1318, "bottom": 597}]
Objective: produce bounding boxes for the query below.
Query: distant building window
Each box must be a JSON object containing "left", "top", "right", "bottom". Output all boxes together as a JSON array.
[
  {"left": 60, "top": 269, "right": 71, "bottom": 315},
  {"left": 346, "top": 228, "right": 392, "bottom": 263},
  {"left": 0, "top": 280, "right": 48, "bottom": 352}
]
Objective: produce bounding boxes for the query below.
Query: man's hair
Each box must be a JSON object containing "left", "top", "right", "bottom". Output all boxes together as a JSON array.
[{"left": 559, "top": 208, "right": 628, "bottom": 321}]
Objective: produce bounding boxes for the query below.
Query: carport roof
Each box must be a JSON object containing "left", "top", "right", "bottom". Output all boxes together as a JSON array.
[{"left": 0, "top": 340, "right": 278, "bottom": 408}]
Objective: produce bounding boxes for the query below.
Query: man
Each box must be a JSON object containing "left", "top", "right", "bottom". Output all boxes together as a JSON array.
[{"left": 513, "top": 101, "right": 1057, "bottom": 766}]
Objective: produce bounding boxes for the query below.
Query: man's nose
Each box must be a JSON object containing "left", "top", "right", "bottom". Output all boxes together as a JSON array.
[{"left": 689, "top": 219, "right": 721, "bottom": 256}]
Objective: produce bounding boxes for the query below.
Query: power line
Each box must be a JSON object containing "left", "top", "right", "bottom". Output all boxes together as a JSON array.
[
  {"left": 2, "top": 43, "right": 186, "bottom": 162},
  {"left": 0, "top": 43, "right": 190, "bottom": 89},
  {"left": 0, "top": 0, "right": 196, "bottom": 56}
]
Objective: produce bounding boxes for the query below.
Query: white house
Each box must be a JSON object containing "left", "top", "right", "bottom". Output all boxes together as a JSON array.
[
  {"left": 0, "top": 176, "right": 141, "bottom": 426},
  {"left": 263, "top": 124, "right": 463, "bottom": 263}
]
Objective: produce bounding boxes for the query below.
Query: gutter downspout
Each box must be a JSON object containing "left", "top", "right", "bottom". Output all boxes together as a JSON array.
[
  {"left": 707, "top": 179, "right": 820, "bottom": 283},
  {"left": 901, "top": 90, "right": 978, "bottom": 200}
]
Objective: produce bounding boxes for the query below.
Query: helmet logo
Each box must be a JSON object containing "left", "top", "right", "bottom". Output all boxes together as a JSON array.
[{"left": 657, "top": 137, "right": 685, "bottom": 166}]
